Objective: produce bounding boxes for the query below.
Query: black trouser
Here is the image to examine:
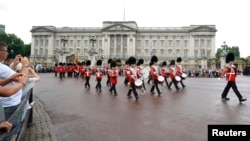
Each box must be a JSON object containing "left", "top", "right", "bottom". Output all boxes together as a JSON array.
[
  {"left": 169, "top": 78, "right": 179, "bottom": 90},
  {"left": 59, "top": 72, "right": 63, "bottom": 79},
  {"left": 106, "top": 75, "right": 111, "bottom": 86},
  {"left": 74, "top": 72, "right": 79, "bottom": 78},
  {"left": 95, "top": 78, "right": 102, "bottom": 90},
  {"left": 221, "top": 81, "right": 243, "bottom": 100},
  {"left": 164, "top": 76, "right": 169, "bottom": 87},
  {"left": 109, "top": 84, "right": 117, "bottom": 94},
  {"left": 124, "top": 77, "right": 128, "bottom": 86},
  {"left": 55, "top": 72, "right": 57, "bottom": 77},
  {"left": 147, "top": 76, "right": 152, "bottom": 84},
  {"left": 150, "top": 79, "right": 161, "bottom": 94},
  {"left": 85, "top": 77, "right": 90, "bottom": 88},
  {"left": 127, "top": 82, "right": 139, "bottom": 98},
  {"left": 180, "top": 79, "right": 185, "bottom": 88}
]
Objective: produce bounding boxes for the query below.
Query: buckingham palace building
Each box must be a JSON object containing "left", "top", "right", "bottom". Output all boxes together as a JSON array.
[{"left": 30, "top": 21, "right": 217, "bottom": 69}]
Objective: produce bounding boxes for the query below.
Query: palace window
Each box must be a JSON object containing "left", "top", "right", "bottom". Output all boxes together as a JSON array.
[
  {"left": 45, "top": 39, "right": 48, "bottom": 47},
  {"left": 77, "top": 40, "right": 81, "bottom": 47},
  {"left": 194, "top": 39, "right": 199, "bottom": 47},
  {"left": 160, "top": 49, "right": 164, "bottom": 56},
  {"left": 168, "top": 49, "right": 172, "bottom": 57},
  {"left": 160, "top": 40, "right": 164, "bottom": 47},
  {"left": 153, "top": 40, "right": 157, "bottom": 47},
  {"left": 35, "top": 39, "right": 38, "bottom": 47},
  {"left": 70, "top": 40, "right": 73, "bottom": 47},
  {"left": 184, "top": 49, "right": 188, "bottom": 57},
  {"left": 200, "top": 39, "right": 205, "bottom": 47},
  {"left": 184, "top": 40, "right": 188, "bottom": 47},
  {"left": 168, "top": 40, "right": 172, "bottom": 47},
  {"left": 176, "top": 40, "right": 180, "bottom": 47},
  {"left": 99, "top": 40, "right": 102, "bottom": 47},
  {"left": 206, "top": 39, "right": 211, "bottom": 47},
  {"left": 84, "top": 40, "right": 88, "bottom": 47},
  {"left": 176, "top": 49, "right": 181, "bottom": 56},
  {"left": 145, "top": 40, "right": 149, "bottom": 47},
  {"left": 40, "top": 39, "right": 44, "bottom": 46}
]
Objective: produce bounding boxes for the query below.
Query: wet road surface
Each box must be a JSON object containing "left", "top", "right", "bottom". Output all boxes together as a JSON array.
[{"left": 33, "top": 74, "right": 250, "bottom": 141}]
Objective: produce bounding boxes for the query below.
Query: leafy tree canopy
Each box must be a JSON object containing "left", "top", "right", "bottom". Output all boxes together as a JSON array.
[
  {"left": 0, "top": 32, "right": 30, "bottom": 59},
  {"left": 215, "top": 46, "right": 240, "bottom": 59}
]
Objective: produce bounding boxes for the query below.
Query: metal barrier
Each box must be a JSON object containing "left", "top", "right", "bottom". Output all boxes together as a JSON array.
[{"left": 0, "top": 81, "right": 36, "bottom": 141}]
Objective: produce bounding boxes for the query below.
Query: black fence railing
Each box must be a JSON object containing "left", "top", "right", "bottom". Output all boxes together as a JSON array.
[{"left": 0, "top": 81, "right": 36, "bottom": 141}]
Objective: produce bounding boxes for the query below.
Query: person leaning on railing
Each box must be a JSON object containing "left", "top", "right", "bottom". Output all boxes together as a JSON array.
[
  {"left": 0, "top": 42, "right": 30, "bottom": 141},
  {"left": 0, "top": 121, "right": 13, "bottom": 134}
]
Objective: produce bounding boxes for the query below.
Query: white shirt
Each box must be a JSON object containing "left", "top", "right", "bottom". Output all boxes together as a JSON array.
[{"left": 0, "top": 63, "right": 23, "bottom": 108}]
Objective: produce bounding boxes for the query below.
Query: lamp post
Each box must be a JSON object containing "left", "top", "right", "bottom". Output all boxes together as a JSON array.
[
  {"left": 60, "top": 36, "right": 68, "bottom": 63},
  {"left": 220, "top": 41, "right": 228, "bottom": 69},
  {"left": 88, "top": 35, "right": 98, "bottom": 66},
  {"left": 221, "top": 41, "right": 228, "bottom": 55}
]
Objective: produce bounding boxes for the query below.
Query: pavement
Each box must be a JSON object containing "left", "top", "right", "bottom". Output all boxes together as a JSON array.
[
  {"left": 22, "top": 73, "right": 250, "bottom": 141},
  {"left": 23, "top": 96, "right": 57, "bottom": 141}
]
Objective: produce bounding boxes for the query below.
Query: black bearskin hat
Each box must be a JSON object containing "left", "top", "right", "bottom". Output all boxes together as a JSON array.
[
  {"left": 137, "top": 58, "right": 144, "bottom": 66},
  {"left": 177, "top": 57, "right": 182, "bottom": 63},
  {"left": 226, "top": 53, "right": 235, "bottom": 63},
  {"left": 162, "top": 61, "right": 167, "bottom": 66},
  {"left": 96, "top": 60, "right": 102, "bottom": 66},
  {"left": 59, "top": 62, "right": 62, "bottom": 65},
  {"left": 108, "top": 58, "right": 112, "bottom": 64},
  {"left": 128, "top": 56, "right": 137, "bottom": 65},
  {"left": 125, "top": 60, "right": 129, "bottom": 65},
  {"left": 110, "top": 61, "right": 117, "bottom": 68},
  {"left": 149, "top": 61, "right": 153, "bottom": 66},
  {"left": 151, "top": 55, "right": 158, "bottom": 63},
  {"left": 86, "top": 60, "right": 91, "bottom": 66},
  {"left": 82, "top": 61, "right": 85, "bottom": 65},
  {"left": 170, "top": 60, "right": 175, "bottom": 66}
]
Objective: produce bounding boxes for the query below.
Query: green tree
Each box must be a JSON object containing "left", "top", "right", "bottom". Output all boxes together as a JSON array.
[
  {"left": 0, "top": 32, "right": 30, "bottom": 59},
  {"left": 215, "top": 46, "right": 240, "bottom": 59}
]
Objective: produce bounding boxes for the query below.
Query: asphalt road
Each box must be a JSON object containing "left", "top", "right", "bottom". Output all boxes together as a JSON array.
[{"left": 33, "top": 73, "right": 250, "bottom": 141}]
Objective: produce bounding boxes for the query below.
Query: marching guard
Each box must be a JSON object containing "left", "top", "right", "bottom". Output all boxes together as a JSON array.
[
  {"left": 84, "top": 60, "right": 91, "bottom": 89},
  {"left": 58, "top": 62, "right": 65, "bottom": 79},
  {"left": 149, "top": 55, "right": 161, "bottom": 96},
  {"left": 160, "top": 61, "right": 170, "bottom": 88},
  {"left": 109, "top": 60, "right": 118, "bottom": 96},
  {"left": 127, "top": 56, "right": 139, "bottom": 100},
  {"left": 220, "top": 53, "right": 247, "bottom": 102},
  {"left": 106, "top": 59, "right": 112, "bottom": 86},
  {"left": 123, "top": 60, "right": 130, "bottom": 86},
  {"left": 137, "top": 58, "right": 146, "bottom": 90},
  {"left": 95, "top": 60, "right": 103, "bottom": 92},
  {"left": 168, "top": 60, "right": 180, "bottom": 91},
  {"left": 53, "top": 63, "right": 58, "bottom": 77},
  {"left": 176, "top": 57, "right": 186, "bottom": 88}
]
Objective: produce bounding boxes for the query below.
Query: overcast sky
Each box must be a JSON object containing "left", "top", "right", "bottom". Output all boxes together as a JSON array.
[{"left": 1, "top": 0, "right": 249, "bottom": 57}]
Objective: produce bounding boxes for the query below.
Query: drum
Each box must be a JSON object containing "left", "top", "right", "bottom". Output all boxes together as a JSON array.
[
  {"left": 181, "top": 73, "right": 187, "bottom": 80},
  {"left": 157, "top": 76, "right": 164, "bottom": 84},
  {"left": 135, "top": 79, "right": 143, "bottom": 89},
  {"left": 175, "top": 76, "right": 181, "bottom": 82}
]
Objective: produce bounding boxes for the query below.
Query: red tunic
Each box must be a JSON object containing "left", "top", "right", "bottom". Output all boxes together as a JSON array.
[
  {"left": 84, "top": 68, "right": 91, "bottom": 78},
  {"left": 53, "top": 66, "right": 58, "bottom": 72},
  {"left": 58, "top": 65, "right": 65, "bottom": 73},
  {"left": 109, "top": 69, "right": 118, "bottom": 84},
  {"left": 150, "top": 66, "right": 158, "bottom": 80},
  {"left": 175, "top": 65, "right": 183, "bottom": 76},
  {"left": 169, "top": 67, "right": 176, "bottom": 79},
  {"left": 161, "top": 68, "right": 168, "bottom": 77},
  {"left": 223, "top": 64, "right": 237, "bottom": 82}
]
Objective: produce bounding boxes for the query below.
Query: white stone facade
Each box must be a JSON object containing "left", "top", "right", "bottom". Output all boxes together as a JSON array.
[{"left": 30, "top": 21, "right": 217, "bottom": 69}]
